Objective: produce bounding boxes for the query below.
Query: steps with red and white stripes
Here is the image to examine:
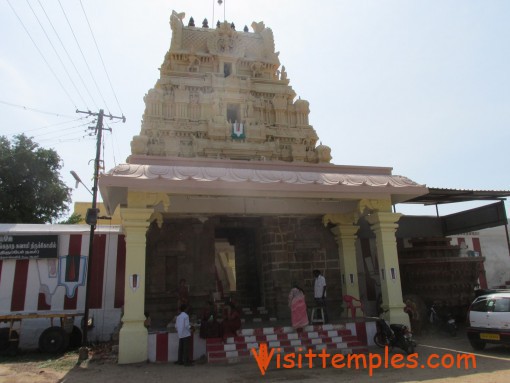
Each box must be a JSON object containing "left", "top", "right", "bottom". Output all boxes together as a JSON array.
[
  {"left": 206, "top": 323, "right": 368, "bottom": 364},
  {"left": 240, "top": 306, "right": 278, "bottom": 324}
]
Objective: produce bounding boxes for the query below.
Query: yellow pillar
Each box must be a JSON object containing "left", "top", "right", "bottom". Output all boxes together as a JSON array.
[
  {"left": 324, "top": 213, "right": 362, "bottom": 318},
  {"left": 366, "top": 211, "right": 409, "bottom": 327},
  {"left": 118, "top": 207, "right": 152, "bottom": 364},
  {"left": 331, "top": 225, "right": 362, "bottom": 314}
]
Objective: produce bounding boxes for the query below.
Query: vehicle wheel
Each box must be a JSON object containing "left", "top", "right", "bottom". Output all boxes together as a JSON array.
[
  {"left": 449, "top": 327, "right": 457, "bottom": 337},
  {"left": 39, "top": 326, "right": 70, "bottom": 354},
  {"left": 469, "top": 339, "right": 486, "bottom": 351},
  {"left": 0, "top": 328, "right": 9, "bottom": 353},
  {"left": 68, "top": 326, "right": 82, "bottom": 349},
  {"left": 0, "top": 329, "right": 19, "bottom": 356},
  {"left": 374, "top": 333, "right": 389, "bottom": 348}
]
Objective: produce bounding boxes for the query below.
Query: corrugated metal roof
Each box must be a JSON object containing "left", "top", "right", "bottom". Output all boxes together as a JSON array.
[{"left": 403, "top": 187, "right": 510, "bottom": 205}]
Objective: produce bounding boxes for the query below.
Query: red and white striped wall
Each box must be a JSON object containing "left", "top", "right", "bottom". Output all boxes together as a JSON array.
[
  {"left": 0, "top": 224, "right": 126, "bottom": 349},
  {"left": 148, "top": 332, "right": 206, "bottom": 362}
]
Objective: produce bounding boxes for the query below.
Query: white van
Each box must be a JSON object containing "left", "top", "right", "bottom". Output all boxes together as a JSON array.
[{"left": 466, "top": 292, "right": 510, "bottom": 350}]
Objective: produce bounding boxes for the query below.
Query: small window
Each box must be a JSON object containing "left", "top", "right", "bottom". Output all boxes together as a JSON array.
[
  {"left": 494, "top": 298, "right": 510, "bottom": 312},
  {"left": 224, "top": 63, "right": 232, "bottom": 77},
  {"left": 227, "top": 104, "right": 240, "bottom": 123},
  {"left": 470, "top": 298, "right": 488, "bottom": 312}
]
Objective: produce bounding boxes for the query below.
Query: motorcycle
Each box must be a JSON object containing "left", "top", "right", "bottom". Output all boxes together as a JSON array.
[
  {"left": 373, "top": 317, "right": 417, "bottom": 354},
  {"left": 429, "top": 304, "right": 457, "bottom": 337}
]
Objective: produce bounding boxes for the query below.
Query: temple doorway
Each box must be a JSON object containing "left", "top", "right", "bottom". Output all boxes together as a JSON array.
[{"left": 214, "top": 225, "right": 262, "bottom": 310}]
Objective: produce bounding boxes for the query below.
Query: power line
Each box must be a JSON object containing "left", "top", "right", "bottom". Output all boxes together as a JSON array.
[
  {"left": 41, "top": 135, "right": 95, "bottom": 146},
  {"left": 28, "top": 116, "right": 88, "bottom": 132},
  {"left": 36, "top": 125, "right": 92, "bottom": 143},
  {"left": 104, "top": 123, "right": 120, "bottom": 168},
  {"left": 36, "top": 0, "right": 99, "bottom": 111},
  {"left": 5, "top": 116, "right": 88, "bottom": 136},
  {"left": 33, "top": 121, "right": 91, "bottom": 139},
  {"left": 0, "top": 99, "right": 75, "bottom": 118},
  {"left": 25, "top": 0, "right": 88, "bottom": 108},
  {"left": 57, "top": 0, "right": 111, "bottom": 114},
  {"left": 79, "top": 0, "right": 124, "bottom": 117},
  {"left": 6, "top": 0, "right": 77, "bottom": 109}
]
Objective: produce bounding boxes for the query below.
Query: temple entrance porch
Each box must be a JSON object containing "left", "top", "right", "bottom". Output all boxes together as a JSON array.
[{"left": 99, "top": 157, "right": 426, "bottom": 363}]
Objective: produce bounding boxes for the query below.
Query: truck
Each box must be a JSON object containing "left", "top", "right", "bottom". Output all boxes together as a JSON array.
[{"left": 0, "top": 224, "right": 125, "bottom": 355}]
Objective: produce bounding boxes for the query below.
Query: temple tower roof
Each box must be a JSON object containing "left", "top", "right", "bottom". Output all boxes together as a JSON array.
[{"left": 130, "top": 10, "right": 327, "bottom": 164}]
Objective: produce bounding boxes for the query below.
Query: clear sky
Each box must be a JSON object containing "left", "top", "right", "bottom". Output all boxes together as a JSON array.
[{"left": 1, "top": 0, "right": 509, "bottom": 219}]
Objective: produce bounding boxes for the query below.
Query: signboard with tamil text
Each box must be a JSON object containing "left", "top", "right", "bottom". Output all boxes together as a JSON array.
[{"left": 0, "top": 235, "right": 59, "bottom": 259}]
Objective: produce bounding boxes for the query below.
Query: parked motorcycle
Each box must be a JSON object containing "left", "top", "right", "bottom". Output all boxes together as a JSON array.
[
  {"left": 373, "top": 317, "right": 417, "bottom": 354},
  {"left": 429, "top": 304, "right": 457, "bottom": 337}
]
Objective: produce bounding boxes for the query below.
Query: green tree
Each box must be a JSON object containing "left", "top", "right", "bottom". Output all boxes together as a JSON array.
[
  {"left": 59, "top": 213, "right": 83, "bottom": 224},
  {"left": 0, "top": 134, "right": 71, "bottom": 223}
]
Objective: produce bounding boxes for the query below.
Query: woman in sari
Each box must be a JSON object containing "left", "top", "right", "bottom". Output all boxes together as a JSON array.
[
  {"left": 222, "top": 302, "right": 242, "bottom": 339},
  {"left": 288, "top": 285, "right": 309, "bottom": 329}
]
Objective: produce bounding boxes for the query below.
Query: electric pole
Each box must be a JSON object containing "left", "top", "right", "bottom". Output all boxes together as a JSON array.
[{"left": 76, "top": 108, "right": 125, "bottom": 355}]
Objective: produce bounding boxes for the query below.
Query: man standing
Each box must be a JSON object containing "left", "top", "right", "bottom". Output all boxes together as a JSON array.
[
  {"left": 175, "top": 304, "right": 193, "bottom": 366},
  {"left": 313, "top": 269, "right": 328, "bottom": 323}
]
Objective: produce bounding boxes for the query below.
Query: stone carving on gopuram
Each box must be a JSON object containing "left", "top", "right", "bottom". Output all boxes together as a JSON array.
[{"left": 130, "top": 10, "right": 329, "bottom": 163}]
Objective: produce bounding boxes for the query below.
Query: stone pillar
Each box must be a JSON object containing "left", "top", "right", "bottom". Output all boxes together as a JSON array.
[
  {"left": 260, "top": 217, "right": 292, "bottom": 320},
  {"left": 118, "top": 207, "right": 153, "bottom": 364},
  {"left": 329, "top": 224, "right": 361, "bottom": 312},
  {"left": 366, "top": 212, "right": 409, "bottom": 327}
]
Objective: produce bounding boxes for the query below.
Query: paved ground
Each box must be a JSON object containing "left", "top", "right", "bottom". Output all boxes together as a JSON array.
[{"left": 1, "top": 327, "right": 510, "bottom": 382}]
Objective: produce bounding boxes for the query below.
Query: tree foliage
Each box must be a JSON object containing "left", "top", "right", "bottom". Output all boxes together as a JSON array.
[
  {"left": 59, "top": 213, "right": 83, "bottom": 225},
  {"left": 0, "top": 134, "right": 71, "bottom": 223}
]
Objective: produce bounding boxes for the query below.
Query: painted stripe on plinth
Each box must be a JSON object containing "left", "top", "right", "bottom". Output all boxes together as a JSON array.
[
  {"left": 156, "top": 332, "right": 169, "bottom": 362},
  {"left": 148, "top": 333, "right": 156, "bottom": 362},
  {"left": 355, "top": 321, "right": 367, "bottom": 345}
]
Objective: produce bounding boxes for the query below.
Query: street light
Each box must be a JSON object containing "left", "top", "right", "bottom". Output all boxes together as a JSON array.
[{"left": 70, "top": 170, "right": 92, "bottom": 196}]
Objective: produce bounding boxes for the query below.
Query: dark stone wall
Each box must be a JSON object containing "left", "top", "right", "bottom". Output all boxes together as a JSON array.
[
  {"left": 145, "top": 218, "right": 216, "bottom": 324},
  {"left": 260, "top": 216, "right": 342, "bottom": 320}
]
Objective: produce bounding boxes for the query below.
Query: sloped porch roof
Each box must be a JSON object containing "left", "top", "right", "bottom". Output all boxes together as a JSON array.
[{"left": 99, "top": 156, "right": 429, "bottom": 216}]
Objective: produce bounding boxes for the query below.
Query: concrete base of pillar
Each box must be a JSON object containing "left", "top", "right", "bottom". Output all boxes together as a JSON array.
[{"left": 118, "top": 321, "right": 148, "bottom": 364}]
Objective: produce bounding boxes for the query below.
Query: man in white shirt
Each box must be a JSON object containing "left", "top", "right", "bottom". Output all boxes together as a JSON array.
[
  {"left": 313, "top": 269, "right": 328, "bottom": 323},
  {"left": 175, "top": 304, "right": 193, "bottom": 366}
]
